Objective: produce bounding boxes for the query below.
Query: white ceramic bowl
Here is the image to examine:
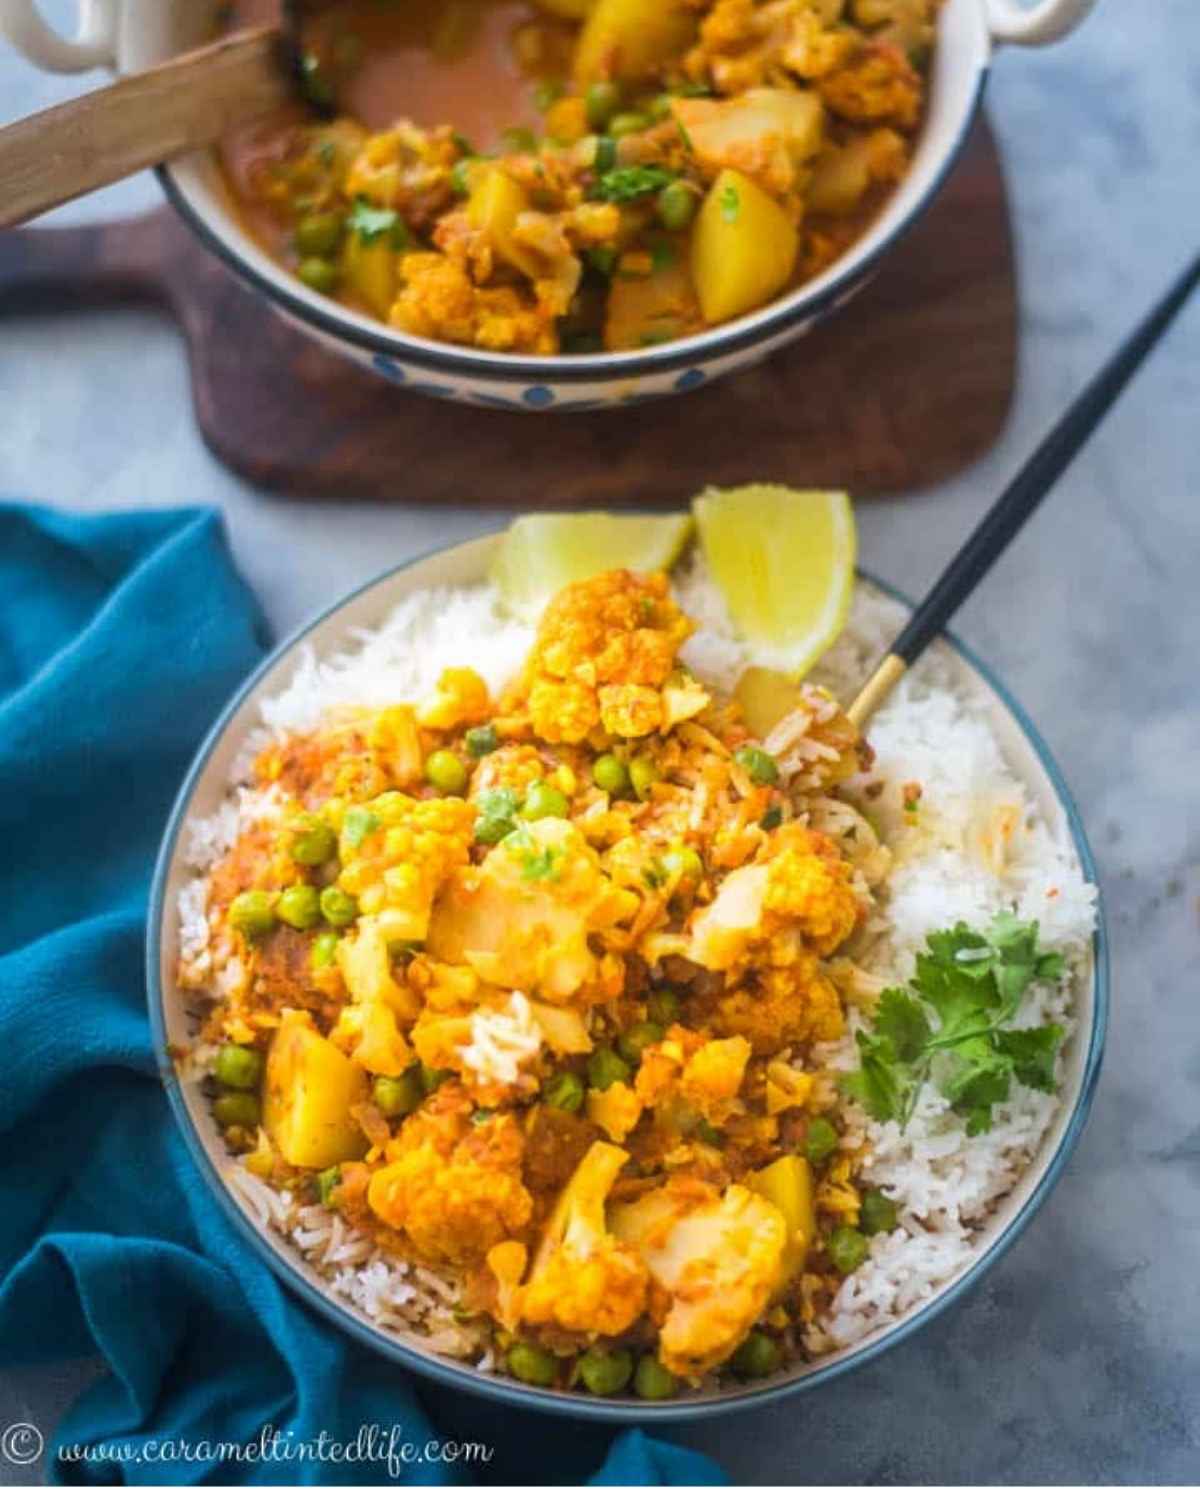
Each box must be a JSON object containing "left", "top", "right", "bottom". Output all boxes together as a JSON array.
[
  {"left": 146, "top": 532, "right": 1108, "bottom": 1422},
  {"left": 4, "top": 0, "right": 1096, "bottom": 409}
]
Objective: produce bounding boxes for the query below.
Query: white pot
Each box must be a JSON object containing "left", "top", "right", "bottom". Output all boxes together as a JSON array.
[{"left": 2, "top": 0, "right": 1097, "bottom": 409}]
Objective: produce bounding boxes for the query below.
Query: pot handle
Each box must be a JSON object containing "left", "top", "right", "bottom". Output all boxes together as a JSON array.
[
  {"left": 0, "top": 0, "right": 118, "bottom": 72},
  {"left": 985, "top": 0, "right": 1098, "bottom": 45}
]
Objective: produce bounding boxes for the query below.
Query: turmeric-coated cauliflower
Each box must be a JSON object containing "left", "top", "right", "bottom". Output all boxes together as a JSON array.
[
  {"left": 506, "top": 571, "right": 692, "bottom": 745},
  {"left": 515, "top": 1142, "right": 648, "bottom": 1337},
  {"left": 368, "top": 1105, "right": 532, "bottom": 1266},
  {"left": 610, "top": 1177, "right": 786, "bottom": 1378}
]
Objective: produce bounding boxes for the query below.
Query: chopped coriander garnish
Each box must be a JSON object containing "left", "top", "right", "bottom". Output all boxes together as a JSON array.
[
  {"left": 505, "top": 828, "right": 564, "bottom": 882},
  {"left": 341, "top": 807, "right": 380, "bottom": 849},
  {"left": 346, "top": 197, "right": 407, "bottom": 247},
  {"left": 593, "top": 165, "right": 677, "bottom": 203},
  {"left": 474, "top": 787, "right": 520, "bottom": 845},
  {"left": 840, "top": 915, "right": 1065, "bottom": 1137},
  {"left": 316, "top": 140, "right": 337, "bottom": 169},
  {"left": 719, "top": 183, "right": 740, "bottom": 223}
]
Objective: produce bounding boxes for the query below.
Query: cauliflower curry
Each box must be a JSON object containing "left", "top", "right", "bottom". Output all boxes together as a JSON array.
[
  {"left": 220, "top": 0, "right": 942, "bottom": 354},
  {"left": 185, "top": 568, "right": 898, "bottom": 1396}
]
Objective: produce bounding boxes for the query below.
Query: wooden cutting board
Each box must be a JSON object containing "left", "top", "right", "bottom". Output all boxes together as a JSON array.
[{"left": 0, "top": 118, "right": 1016, "bottom": 505}]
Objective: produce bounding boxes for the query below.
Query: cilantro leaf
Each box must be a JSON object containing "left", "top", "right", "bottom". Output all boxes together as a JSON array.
[
  {"left": 346, "top": 197, "right": 408, "bottom": 247},
  {"left": 996, "top": 1024, "right": 1064, "bottom": 1093},
  {"left": 473, "top": 788, "right": 519, "bottom": 845},
  {"left": 342, "top": 807, "right": 380, "bottom": 849},
  {"left": 839, "top": 914, "right": 1065, "bottom": 1137},
  {"left": 875, "top": 989, "right": 932, "bottom": 1063},
  {"left": 593, "top": 166, "right": 676, "bottom": 203},
  {"left": 502, "top": 826, "right": 564, "bottom": 882},
  {"left": 719, "top": 182, "right": 740, "bottom": 222}
]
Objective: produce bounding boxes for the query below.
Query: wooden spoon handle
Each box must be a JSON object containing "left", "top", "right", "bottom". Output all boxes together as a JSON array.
[{"left": 0, "top": 26, "right": 292, "bottom": 230}]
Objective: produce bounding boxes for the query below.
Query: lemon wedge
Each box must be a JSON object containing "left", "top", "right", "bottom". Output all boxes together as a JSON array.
[
  {"left": 490, "top": 512, "right": 694, "bottom": 623},
  {"left": 692, "top": 484, "right": 856, "bottom": 678}
]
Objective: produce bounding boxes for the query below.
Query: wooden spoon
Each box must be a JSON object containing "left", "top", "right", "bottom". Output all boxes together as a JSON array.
[{"left": 0, "top": 5, "right": 333, "bottom": 230}]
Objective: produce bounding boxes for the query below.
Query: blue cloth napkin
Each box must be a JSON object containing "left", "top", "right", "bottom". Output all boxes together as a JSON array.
[{"left": 0, "top": 504, "right": 726, "bottom": 1487}]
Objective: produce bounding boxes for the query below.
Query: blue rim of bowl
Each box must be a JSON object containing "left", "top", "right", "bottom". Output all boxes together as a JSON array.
[
  {"left": 146, "top": 530, "right": 1108, "bottom": 1425},
  {"left": 155, "top": 69, "right": 988, "bottom": 388}
]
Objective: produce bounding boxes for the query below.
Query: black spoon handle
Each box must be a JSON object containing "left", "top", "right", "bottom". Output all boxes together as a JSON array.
[{"left": 848, "top": 248, "right": 1200, "bottom": 728}]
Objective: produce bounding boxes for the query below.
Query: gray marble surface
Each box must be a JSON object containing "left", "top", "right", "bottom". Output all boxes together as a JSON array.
[{"left": 1, "top": 0, "right": 1198, "bottom": 1485}]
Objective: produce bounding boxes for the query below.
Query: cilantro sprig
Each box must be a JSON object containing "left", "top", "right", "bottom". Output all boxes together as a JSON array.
[
  {"left": 840, "top": 915, "right": 1066, "bottom": 1137},
  {"left": 592, "top": 165, "right": 677, "bottom": 203}
]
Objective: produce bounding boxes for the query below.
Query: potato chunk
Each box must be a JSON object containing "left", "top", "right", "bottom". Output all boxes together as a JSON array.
[
  {"left": 748, "top": 1154, "right": 817, "bottom": 1286},
  {"left": 468, "top": 167, "right": 541, "bottom": 280},
  {"left": 691, "top": 169, "right": 799, "bottom": 325},
  {"left": 574, "top": 0, "right": 696, "bottom": 84},
  {"left": 263, "top": 1010, "right": 369, "bottom": 1170}
]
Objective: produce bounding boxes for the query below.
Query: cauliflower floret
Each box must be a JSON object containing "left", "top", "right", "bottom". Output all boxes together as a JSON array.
[
  {"left": 687, "top": 828, "right": 859, "bottom": 972},
  {"left": 327, "top": 987, "right": 414, "bottom": 1077},
  {"left": 817, "top": 41, "right": 923, "bottom": 126},
  {"left": 390, "top": 251, "right": 556, "bottom": 354},
  {"left": 427, "top": 817, "right": 636, "bottom": 1001},
  {"left": 506, "top": 571, "right": 693, "bottom": 746},
  {"left": 680, "top": 1036, "right": 751, "bottom": 1124},
  {"left": 417, "top": 667, "right": 491, "bottom": 730},
  {"left": 634, "top": 1031, "right": 750, "bottom": 1129},
  {"left": 368, "top": 1107, "right": 532, "bottom": 1266},
  {"left": 338, "top": 793, "right": 475, "bottom": 942},
  {"left": 715, "top": 958, "right": 844, "bottom": 1054},
  {"left": 611, "top": 1177, "right": 786, "bottom": 1378},
  {"left": 513, "top": 1142, "right": 648, "bottom": 1337}
]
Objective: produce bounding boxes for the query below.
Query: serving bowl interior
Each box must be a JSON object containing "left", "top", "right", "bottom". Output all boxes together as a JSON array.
[
  {"left": 148, "top": 532, "right": 1107, "bottom": 1423},
  {"left": 117, "top": 0, "right": 992, "bottom": 403}
]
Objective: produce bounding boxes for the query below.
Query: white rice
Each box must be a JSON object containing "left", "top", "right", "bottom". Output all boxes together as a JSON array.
[{"left": 180, "top": 559, "right": 1096, "bottom": 1369}]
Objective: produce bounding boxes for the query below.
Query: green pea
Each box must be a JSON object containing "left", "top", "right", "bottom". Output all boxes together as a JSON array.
[
  {"left": 577, "top": 1347, "right": 634, "bottom": 1396},
  {"left": 827, "top": 1223, "right": 870, "bottom": 1274},
  {"left": 294, "top": 211, "right": 344, "bottom": 257},
  {"left": 507, "top": 1342, "right": 559, "bottom": 1387},
  {"left": 214, "top": 1091, "right": 260, "bottom": 1130},
  {"left": 731, "top": 1331, "right": 781, "bottom": 1379},
  {"left": 656, "top": 179, "right": 696, "bottom": 232},
  {"left": 311, "top": 931, "right": 340, "bottom": 969},
  {"left": 522, "top": 779, "right": 569, "bottom": 820},
  {"left": 609, "top": 112, "right": 650, "bottom": 138},
  {"left": 804, "top": 1116, "right": 839, "bottom": 1165},
  {"left": 628, "top": 756, "right": 658, "bottom": 801},
  {"left": 289, "top": 813, "right": 337, "bottom": 866},
  {"left": 425, "top": 749, "right": 468, "bottom": 795},
  {"left": 634, "top": 1352, "right": 677, "bottom": 1400},
  {"left": 592, "top": 753, "right": 630, "bottom": 795},
  {"left": 860, "top": 1189, "right": 898, "bottom": 1236},
  {"left": 316, "top": 1165, "right": 341, "bottom": 1205},
  {"left": 373, "top": 1071, "right": 422, "bottom": 1119},
  {"left": 500, "top": 125, "right": 538, "bottom": 154},
  {"left": 228, "top": 890, "right": 277, "bottom": 941},
  {"left": 618, "top": 1021, "right": 663, "bottom": 1067},
  {"left": 586, "top": 244, "right": 618, "bottom": 278},
  {"left": 661, "top": 845, "right": 702, "bottom": 885},
  {"left": 646, "top": 989, "right": 679, "bottom": 1027},
  {"left": 297, "top": 256, "right": 339, "bottom": 294},
  {"left": 585, "top": 80, "right": 621, "bottom": 130},
  {"left": 544, "top": 1071, "right": 585, "bottom": 1113},
  {"left": 588, "top": 1046, "right": 631, "bottom": 1091},
  {"left": 648, "top": 93, "right": 674, "bottom": 122},
  {"left": 214, "top": 1043, "right": 263, "bottom": 1092},
  {"left": 694, "top": 1119, "right": 721, "bottom": 1146},
  {"left": 319, "top": 885, "right": 359, "bottom": 928},
  {"left": 760, "top": 804, "right": 784, "bottom": 831},
  {"left": 735, "top": 745, "right": 780, "bottom": 786},
  {"left": 465, "top": 724, "right": 499, "bottom": 757},
  {"left": 592, "top": 135, "right": 618, "bottom": 173},
  {"left": 277, "top": 884, "right": 321, "bottom": 931},
  {"left": 419, "top": 1063, "right": 453, "bottom": 1095}
]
